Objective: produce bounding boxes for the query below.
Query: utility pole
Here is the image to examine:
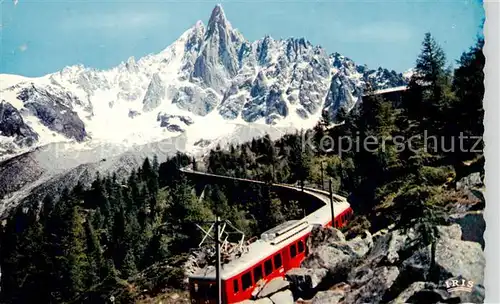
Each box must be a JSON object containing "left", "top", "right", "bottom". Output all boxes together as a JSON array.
[
  {"left": 195, "top": 216, "right": 223, "bottom": 304},
  {"left": 320, "top": 162, "right": 325, "bottom": 190},
  {"left": 215, "top": 216, "right": 222, "bottom": 304},
  {"left": 329, "top": 178, "right": 335, "bottom": 228}
]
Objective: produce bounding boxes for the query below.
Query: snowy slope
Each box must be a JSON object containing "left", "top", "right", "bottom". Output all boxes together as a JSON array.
[
  {"left": 0, "top": 5, "right": 409, "bottom": 215},
  {"left": 0, "top": 5, "right": 406, "bottom": 162}
]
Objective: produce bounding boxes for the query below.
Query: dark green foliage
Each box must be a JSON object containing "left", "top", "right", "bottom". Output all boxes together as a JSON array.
[
  {"left": 449, "top": 38, "right": 485, "bottom": 161},
  {"left": 0, "top": 154, "right": 209, "bottom": 304}
]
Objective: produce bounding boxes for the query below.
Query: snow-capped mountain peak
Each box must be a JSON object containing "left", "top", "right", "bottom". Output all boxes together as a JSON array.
[
  {"left": 206, "top": 4, "right": 232, "bottom": 36},
  {"left": 0, "top": 4, "right": 407, "bottom": 161}
]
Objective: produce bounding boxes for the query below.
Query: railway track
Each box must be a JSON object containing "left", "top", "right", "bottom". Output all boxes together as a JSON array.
[{"left": 181, "top": 166, "right": 353, "bottom": 303}]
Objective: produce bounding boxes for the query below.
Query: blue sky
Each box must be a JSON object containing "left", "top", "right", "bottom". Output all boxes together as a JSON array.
[{"left": 0, "top": 0, "right": 484, "bottom": 77}]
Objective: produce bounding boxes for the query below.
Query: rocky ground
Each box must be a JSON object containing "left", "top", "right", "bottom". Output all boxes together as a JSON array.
[
  {"left": 239, "top": 219, "right": 484, "bottom": 304},
  {"left": 236, "top": 171, "right": 485, "bottom": 304}
]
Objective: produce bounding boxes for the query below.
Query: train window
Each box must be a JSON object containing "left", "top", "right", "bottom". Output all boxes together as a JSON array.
[
  {"left": 264, "top": 259, "right": 273, "bottom": 276},
  {"left": 254, "top": 265, "right": 263, "bottom": 283},
  {"left": 274, "top": 253, "right": 282, "bottom": 268},
  {"left": 233, "top": 279, "right": 239, "bottom": 294},
  {"left": 242, "top": 272, "right": 252, "bottom": 290},
  {"left": 207, "top": 284, "right": 216, "bottom": 298},
  {"left": 298, "top": 240, "right": 305, "bottom": 253},
  {"left": 290, "top": 243, "right": 297, "bottom": 258}
]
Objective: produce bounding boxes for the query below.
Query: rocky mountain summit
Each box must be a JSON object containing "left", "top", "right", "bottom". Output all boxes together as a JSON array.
[
  {"left": 0, "top": 4, "right": 406, "bottom": 161},
  {"left": 0, "top": 4, "right": 407, "bottom": 216}
]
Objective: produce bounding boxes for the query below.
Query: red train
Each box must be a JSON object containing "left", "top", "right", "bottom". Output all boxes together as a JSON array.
[{"left": 188, "top": 186, "right": 353, "bottom": 304}]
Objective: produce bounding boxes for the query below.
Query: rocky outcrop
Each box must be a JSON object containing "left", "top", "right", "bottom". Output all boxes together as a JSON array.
[
  {"left": 345, "top": 266, "right": 400, "bottom": 303},
  {"left": 171, "top": 86, "right": 219, "bottom": 116},
  {"left": 285, "top": 268, "right": 327, "bottom": 295},
  {"left": 142, "top": 73, "right": 165, "bottom": 112},
  {"left": 269, "top": 290, "right": 293, "bottom": 304},
  {"left": 402, "top": 236, "right": 485, "bottom": 285},
  {"left": 156, "top": 113, "right": 194, "bottom": 133},
  {"left": 17, "top": 86, "right": 87, "bottom": 141},
  {"left": 0, "top": 100, "right": 38, "bottom": 146},
  {"left": 242, "top": 221, "right": 484, "bottom": 304},
  {"left": 255, "top": 277, "right": 289, "bottom": 299},
  {"left": 456, "top": 172, "right": 483, "bottom": 190},
  {"left": 310, "top": 289, "right": 345, "bottom": 304},
  {"left": 192, "top": 4, "right": 242, "bottom": 93},
  {"left": 450, "top": 211, "right": 485, "bottom": 248},
  {"left": 388, "top": 281, "right": 485, "bottom": 304}
]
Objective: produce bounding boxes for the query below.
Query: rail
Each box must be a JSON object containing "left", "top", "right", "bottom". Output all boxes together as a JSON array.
[{"left": 179, "top": 166, "right": 347, "bottom": 207}]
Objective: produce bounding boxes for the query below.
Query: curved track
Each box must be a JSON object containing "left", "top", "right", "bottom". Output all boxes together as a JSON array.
[
  {"left": 179, "top": 167, "right": 348, "bottom": 222},
  {"left": 183, "top": 166, "right": 352, "bottom": 303}
]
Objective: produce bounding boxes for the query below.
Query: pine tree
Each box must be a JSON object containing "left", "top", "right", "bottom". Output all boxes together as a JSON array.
[
  {"left": 40, "top": 193, "right": 55, "bottom": 223},
  {"left": 451, "top": 38, "right": 485, "bottom": 160},
  {"left": 167, "top": 175, "right": 213, "bottom": 252},
  {"left": 153, "top": 154, "right": 160, "bottom": 172},
  {"left": 120, "top": 250, "right": 138, "bottom": 279},
  {"left": 404, "top": 32, "right": 448, "bottom": 131},
  {"left": 393, "top": 186, "right": 446, "bottom": 282},
  {"left": 0, "top": 208, "right": 48, "bottom": 303},
  {"left": 290, "top": 131, "right": 312, "bottom": 190},
  {"left": 85, "top": 219, "right": 104, "bottom": 284},
  {"left": 110, "top": 207, "right": 127, "bottom": 269},
  {"left": 415, "top": 33, "right": 447, "bottom": 86},
  {"left": 60, "top": 206, "right": 89, "bottom": 301}
]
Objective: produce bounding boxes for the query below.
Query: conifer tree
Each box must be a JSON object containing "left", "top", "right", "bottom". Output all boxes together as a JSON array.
[
  {"left": 404, "top": 32, "right": 448, "bottom": 131},
  {"left": 85, "top": 219, "right": 104, "bottom": 284},
  {"left": 61, "top": 206, "right": 89, "bottom": 301},
  {"left": 120, "top": 250, "right": 138, "bottom": 279},
  {"left": 451, "top": 38, "right": 485, "bottom": 160}
]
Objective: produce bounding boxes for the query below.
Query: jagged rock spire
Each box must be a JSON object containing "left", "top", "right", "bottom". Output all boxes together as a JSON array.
[
  {"left": 192, "top": 4, "right": 241, "bottom": 92},
  {"left": 206, "top": 4, "right": 232, "bottom": 38}
]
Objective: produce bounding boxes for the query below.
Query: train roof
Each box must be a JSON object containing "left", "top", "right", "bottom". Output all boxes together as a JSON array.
[{"left": 189, "top": 189, "right": 351, "bottom": 281}]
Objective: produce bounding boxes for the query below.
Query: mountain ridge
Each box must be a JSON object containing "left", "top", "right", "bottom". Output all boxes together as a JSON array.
[
  {"left": 0, "top": 5, "right": 408, "bottom": 214},
  {"left": 0, "top": 5, "right": 407, "bottom": 162}
]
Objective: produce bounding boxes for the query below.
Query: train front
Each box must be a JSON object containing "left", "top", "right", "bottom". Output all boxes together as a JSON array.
[{"left": 189, "top": 266, "right": 219, "bottom": 304}]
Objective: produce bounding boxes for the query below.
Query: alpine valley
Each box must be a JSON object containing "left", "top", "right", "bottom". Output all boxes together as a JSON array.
[{"left": 0, "top": 5, "right": 407, "bottom": 216}]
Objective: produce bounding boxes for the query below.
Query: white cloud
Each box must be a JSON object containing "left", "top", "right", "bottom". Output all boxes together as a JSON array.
[{"left": 18, "top": 44, "right": 27, "bottom": 52}]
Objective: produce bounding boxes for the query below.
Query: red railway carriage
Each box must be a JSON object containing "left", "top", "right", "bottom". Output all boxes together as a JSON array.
[{"left": 189, "top": 195, "right": 353, "bottom": 304}]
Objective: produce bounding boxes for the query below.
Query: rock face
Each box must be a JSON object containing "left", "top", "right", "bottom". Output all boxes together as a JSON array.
[
  {"left": 256, "top": 277, "right": 290, "bottom": 299},
  {"left": 0, "top": 101, "right": 37, "bottom": 139},
  {"left": 142, "top": 73, "right": 166, "bottom": 112},
  {"left": 1, "top": 5, "right": 407, "bottom": 163},
  {"left": 0, "top": 100, "right": 38, "bottom": 147},
  {"left": 285, "top": 268, "right": 327, "bottom": 295},
  {"left": 456, "top": 172, "right": 483, "bottom": 190},
  {"left": 450, "top": 211, "right": 485, "bottom": 248},
  {"left": 402, "top": 237, "right": 485, "bottom": 285},
  {"left": 17, "top": 86, "right": 87, "bottom": 141},
  {"left": 156, "top": 113, "right": 194, "bottom": 133}
]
